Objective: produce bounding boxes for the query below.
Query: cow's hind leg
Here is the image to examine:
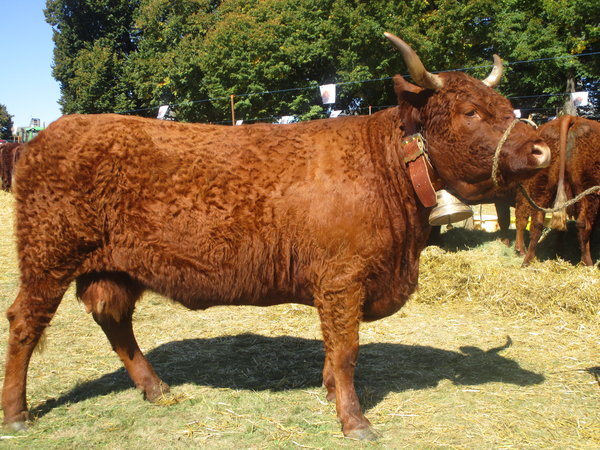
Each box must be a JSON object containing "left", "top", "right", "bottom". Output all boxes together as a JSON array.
[
  {"left": 2, "top": 281, "right": 69, "bottom": 430},
  {"left": 315, "top": 279, "right": 377, "bottom": 441},
  {"left": 77, "top": 272, "right": 169, "bottom": 402},
  {"left": 575, "top": 198, "right": 599, "bottom": 266},
  {"left": 522, "top": 210, "right": 545, "bottom": 266}
]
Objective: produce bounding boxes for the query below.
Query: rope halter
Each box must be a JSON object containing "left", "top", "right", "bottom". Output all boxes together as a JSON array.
[{"left": 491, "top": 118, "right": 535, "bottom": 188}]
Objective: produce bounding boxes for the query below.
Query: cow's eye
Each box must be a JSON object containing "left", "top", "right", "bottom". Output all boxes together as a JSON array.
[{"left": 465, "top": 110, "right": 478, "bottom": 117}]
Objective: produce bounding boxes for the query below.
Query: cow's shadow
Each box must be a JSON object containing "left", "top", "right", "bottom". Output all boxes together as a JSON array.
[
  {"left": 533, "top": 221, "right": 600, "bottom": 264},
  {"left": 431, "top": 222, "right": 600, "bottom": 264},
  {"left": 30, "top": 334, "right": 544, "bottom": 419},
  {"left": 429, "top": 227, "right": 511, "bottom": 251}
]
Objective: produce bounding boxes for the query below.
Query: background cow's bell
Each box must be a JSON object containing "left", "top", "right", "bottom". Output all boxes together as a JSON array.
[{"left": 428, "top": 190, "right": 473, "bottom": 226}]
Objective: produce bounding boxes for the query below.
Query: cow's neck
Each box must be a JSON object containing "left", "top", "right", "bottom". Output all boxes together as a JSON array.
[{"left": 359, "top": 109, "right": 432, "bottom": 321}]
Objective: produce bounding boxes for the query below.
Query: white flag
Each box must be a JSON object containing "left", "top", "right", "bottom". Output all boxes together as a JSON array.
[
  {"left": 320, "top": 84, "right": 336, "bottom": 104},
  {"left": 278, "top": 116, "right": 295, "bottom": 124},
  {"left": 571, "top": 92, "right": 589, "bottom": 107},
  {"left": 157, "top": 105, "right": 169, "bottom": 119}
]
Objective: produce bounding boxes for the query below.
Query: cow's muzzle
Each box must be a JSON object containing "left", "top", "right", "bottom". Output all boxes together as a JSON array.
[
  {"left": 531, "top": 143, "right": 551, "bottom": 168},
  {"left": 491, "top": 119, "right": 551, "bottom": 187}
]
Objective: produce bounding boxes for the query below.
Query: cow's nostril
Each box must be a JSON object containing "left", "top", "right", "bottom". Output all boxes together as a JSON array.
[{"left": 532, "top": 144, "right": 551, "bottom": 168}]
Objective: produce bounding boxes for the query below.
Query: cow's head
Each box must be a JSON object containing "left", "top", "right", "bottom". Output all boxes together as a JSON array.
[{"left": 385, "top": 32, "right": 550, "bottom": 203}]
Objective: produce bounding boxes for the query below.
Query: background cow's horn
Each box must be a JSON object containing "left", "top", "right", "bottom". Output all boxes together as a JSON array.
[
  {"left": 481, "top": 54, "right": 504, "bottom": 88},
  {"left": 384, "top": 32, "right": 444, "bottom": 91}
]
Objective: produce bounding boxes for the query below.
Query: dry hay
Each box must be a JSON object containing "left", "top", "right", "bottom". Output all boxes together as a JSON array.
[{"left": 417, "top": 232, "right": 599, "bottom": 323}]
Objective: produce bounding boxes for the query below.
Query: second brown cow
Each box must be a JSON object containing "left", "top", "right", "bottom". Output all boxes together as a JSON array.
[
  {"left": 0, "top": 143, "right": 23, "bottom": 191},
  {"left": 516, "top": 116, "right": 600, "bottom": 266}
]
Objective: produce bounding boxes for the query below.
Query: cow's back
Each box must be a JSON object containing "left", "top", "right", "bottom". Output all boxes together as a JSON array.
[
  {"left": 15, "top": 113, "right": 413, "bottom": 310},
  {"left": 538, "top": 117, "right": 600, "bottom": 187}
]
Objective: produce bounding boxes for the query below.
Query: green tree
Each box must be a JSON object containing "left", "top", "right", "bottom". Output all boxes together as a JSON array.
[
  {"left": 126, "top": 0, "right": 222, "bottom": 120},
  {"left": 0, "top": 104, "right": 14, "bottom": 140},
  {"left": 45, "top": 0, "right": 598, "bottom": 122},
  {"left": 418, "top": 0, "right": 599, "bottom": 118},
  {"left": 45, "top": 0, "right": 140, "bottom": 114}
]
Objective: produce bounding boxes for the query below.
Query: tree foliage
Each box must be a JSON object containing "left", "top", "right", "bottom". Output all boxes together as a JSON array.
[
  {"left": 0, "top": 104, "right": 14, "bottom": 140},
  {"left": 46, "top": 0, "right": 599, "bottom": 122},
  {"left": 45, "top": 0, "right": 140, "bottom": 114}
]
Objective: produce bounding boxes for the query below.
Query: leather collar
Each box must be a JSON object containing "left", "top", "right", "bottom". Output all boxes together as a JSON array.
[{"left": 401, "top": 134, "right": 439, "bottom": 208}]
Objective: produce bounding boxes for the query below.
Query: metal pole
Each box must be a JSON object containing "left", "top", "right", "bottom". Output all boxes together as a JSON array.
[{"left": 230, "top": 94, "right": 235, "bottom": 125}]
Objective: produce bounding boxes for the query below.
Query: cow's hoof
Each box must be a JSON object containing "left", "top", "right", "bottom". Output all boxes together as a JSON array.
[
  {"left": 144, "top": 381, "right": 171, "bottom": 403},
  {"left": 4, "top": 421, "right": 28, "bottom": 432},
  {"left": 345, "top": 426, "right": 380, "bottom": 441}
]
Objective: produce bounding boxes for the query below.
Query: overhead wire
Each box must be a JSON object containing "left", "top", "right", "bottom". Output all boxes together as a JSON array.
[{"left": 115, "top": 51, "right": 599, "bottom": 120}]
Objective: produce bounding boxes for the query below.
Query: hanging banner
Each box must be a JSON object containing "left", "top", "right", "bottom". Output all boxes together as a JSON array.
[
  {"left": 157, "top": 105, "right": 169, "bottom": 119},
  {"left": 571, "top": 92, "right": 589, "bottom": 107},
  {"left": 319, "top": 84, "right": 336, "bottom": 104}
]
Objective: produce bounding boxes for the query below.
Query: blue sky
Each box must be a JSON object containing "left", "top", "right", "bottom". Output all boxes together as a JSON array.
[{"left": 0, "top": 2, "right": 62, "bottom": 131}]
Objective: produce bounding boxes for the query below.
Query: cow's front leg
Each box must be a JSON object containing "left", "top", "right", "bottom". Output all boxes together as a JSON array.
[
  {"left": 321, "top": 339, "right": 336, "bottom": 402},
  {"left": 315, "top": 281, "right": 378, "bottom": 441},
  {"left": 496, "top": 201, "right": 512, "bottom": 247},
  {"left": 514, "top": 206, "right": 530, "bottom": 256},
  {"left": 3, "top": 284, "right": 67, "bottom": 430}
]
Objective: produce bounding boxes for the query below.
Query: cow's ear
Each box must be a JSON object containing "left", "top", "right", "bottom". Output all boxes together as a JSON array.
[{"left": 394, "top": 75, "right": 428, "bottom": 109}]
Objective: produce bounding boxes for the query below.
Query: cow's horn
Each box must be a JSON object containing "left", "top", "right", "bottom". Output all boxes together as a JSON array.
[
  {"left": 482, "top": 54, "right": 503, "bottom": 88},
  {"left": 384, "top": 32, "right": 444, "bottom": 91}
]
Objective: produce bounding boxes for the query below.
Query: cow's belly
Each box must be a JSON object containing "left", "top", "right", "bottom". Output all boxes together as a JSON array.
[{"left": 106, "top": 227, "right": 314, "bottom": 309}]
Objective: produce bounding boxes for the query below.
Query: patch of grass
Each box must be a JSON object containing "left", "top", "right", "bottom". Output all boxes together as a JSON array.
[{"left": 0, "top": 190, "right": 599, "bottom": 448}]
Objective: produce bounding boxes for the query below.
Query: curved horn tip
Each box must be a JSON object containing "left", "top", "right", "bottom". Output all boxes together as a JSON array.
[
  {"left": 482, "top": 54, "right": 504, "bottom": 88},
  {"left": 383, "top": 31, "right": 408, "bottom": 48},
  {"left": 384, "top": 32, "right": 444, "bottom": 91}
]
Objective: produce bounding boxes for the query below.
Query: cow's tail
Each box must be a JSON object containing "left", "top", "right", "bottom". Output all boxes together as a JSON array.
[{"left": 549, "top": 115, "right": 573, "bottom": 231}]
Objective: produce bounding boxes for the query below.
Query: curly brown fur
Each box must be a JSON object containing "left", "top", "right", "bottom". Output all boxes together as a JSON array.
[{"left": 3, "top": 60, "right": 549, "bottom": 438}]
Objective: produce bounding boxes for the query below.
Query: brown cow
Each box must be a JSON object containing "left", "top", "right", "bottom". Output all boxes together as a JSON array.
[
  {"left": 0, "top": 143, "right": 23, "bottom": 191},
  {"left": 516, "top": 116, "right": 600, "bottom": 266},
  {"left": 2, "top": 34, "right": 550, "bottom": 440}
]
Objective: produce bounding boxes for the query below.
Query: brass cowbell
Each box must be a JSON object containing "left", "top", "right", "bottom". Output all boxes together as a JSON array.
[{"left": 428, "top": 190, "right": 473, "bottom": 226}]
